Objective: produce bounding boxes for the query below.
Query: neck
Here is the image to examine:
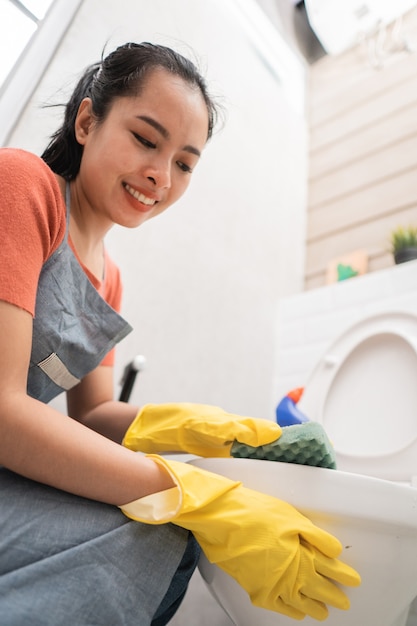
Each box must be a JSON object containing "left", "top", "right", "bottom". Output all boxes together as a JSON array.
[
  {"left": 56, "top": 175, "right": 108, "bottom": 281},
  {"left": 69, "top": 213, "right": 105, "bottom": 281}
]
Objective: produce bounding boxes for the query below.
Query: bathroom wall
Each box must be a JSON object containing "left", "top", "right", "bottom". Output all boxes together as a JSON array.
[
  {"left": 305, "top": 6, "right": 417, "bottom": 290},
  {"left": 7, "top": 0, "right": 307, "bottom": 418},
  {"left": 274, "top": 259, "right": 417, "bottom": 407}
]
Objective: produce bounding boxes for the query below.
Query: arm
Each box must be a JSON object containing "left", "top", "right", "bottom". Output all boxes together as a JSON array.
[
  {"left": 0, "top": 300, "right": 175, "bottom": 505},
  {"left": 66, "top": 365, "right": 139, "bottom": 444}
]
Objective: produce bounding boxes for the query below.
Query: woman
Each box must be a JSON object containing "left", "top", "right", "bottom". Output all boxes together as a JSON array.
[{"left": 0, "top": 42, "right": 360, "bottom": 625}]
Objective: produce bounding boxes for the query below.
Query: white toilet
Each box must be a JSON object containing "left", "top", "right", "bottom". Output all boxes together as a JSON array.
[{"left": 191, "top": 311, "right": 417, "bottom": 626}]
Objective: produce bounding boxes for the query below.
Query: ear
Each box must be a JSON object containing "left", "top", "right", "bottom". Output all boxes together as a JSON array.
[{"left": 74, "top": 98, "right": 94, "bottom": 145}]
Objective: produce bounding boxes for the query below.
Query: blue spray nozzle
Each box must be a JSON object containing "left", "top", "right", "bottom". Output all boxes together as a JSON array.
[{"left": 275, "top": 395, "right": 310, "bottom": 427}]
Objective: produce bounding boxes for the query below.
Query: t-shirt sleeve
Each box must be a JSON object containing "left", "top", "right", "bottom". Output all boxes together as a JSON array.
[{"left": 0, "top": 149, "right": 65, "bottom": 315}]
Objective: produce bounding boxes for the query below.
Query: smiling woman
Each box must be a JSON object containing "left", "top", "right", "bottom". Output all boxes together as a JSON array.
[
  {"left": 41, "top": 44, "right": 213, "bottom": 232},
  {"left": 0, "top": 41, "right": 219, "bottom": 626},
  {"left": 67, "top": 71, "right": 209, "bottom": 229},
  {"left": 0, "top": 40, "right": 360, "bottom": 626}
]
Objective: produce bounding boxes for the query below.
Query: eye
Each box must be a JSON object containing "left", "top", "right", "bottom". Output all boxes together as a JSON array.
[
  {"left": 133, "top": 133, "right": 156, "bottom": 149},
  {"left": 177, "top": 161, "right": 193, "bottom": 174}
]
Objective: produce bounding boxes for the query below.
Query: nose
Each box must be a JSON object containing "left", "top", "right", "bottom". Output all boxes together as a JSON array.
[{"left": 145, "top": 156, "right": 171, "bottom": 189}]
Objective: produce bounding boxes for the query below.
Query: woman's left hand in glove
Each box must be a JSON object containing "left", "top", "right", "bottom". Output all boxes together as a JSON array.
[{"left": 123, "top": 403, "right": 282, "bottom": 457}]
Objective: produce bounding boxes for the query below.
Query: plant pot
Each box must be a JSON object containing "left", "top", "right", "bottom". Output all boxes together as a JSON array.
[{"left": 394, "top": 247, "right": 417, "bottom": 265}]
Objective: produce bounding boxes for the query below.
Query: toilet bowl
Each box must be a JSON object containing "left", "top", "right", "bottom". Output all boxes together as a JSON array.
[
  {"left": 297, "top": 311, "right": 417, "bottom": 482},
  {"left": 190, "top": 311, "right": 417, "bottom": 626}
]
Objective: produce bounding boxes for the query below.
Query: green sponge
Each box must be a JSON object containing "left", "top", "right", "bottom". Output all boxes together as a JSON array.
[{"left": 231, "top": 421, "right": 337, "bottom": 469}]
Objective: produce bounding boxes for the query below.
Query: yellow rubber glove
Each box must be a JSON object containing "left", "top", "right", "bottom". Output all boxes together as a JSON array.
[
  {"left": 123, "top": 403, "right": 282, "bottom": 457},
  {"left": 120, "top": 455, "right": 361, "bottom": 620}
]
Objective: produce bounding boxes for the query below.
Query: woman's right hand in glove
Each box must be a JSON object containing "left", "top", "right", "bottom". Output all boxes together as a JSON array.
[{"left": 120, "top": 456, "right": 361, "bottom": 621}]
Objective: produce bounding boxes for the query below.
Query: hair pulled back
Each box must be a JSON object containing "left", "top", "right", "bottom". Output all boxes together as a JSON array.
[{"left": 41, "top": 42, "right": 218, "bottom": 180}]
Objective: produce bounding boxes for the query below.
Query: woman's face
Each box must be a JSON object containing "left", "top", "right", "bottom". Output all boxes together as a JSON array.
[{"left": 73, "top": 68, "right": 209, "bottom": 229}]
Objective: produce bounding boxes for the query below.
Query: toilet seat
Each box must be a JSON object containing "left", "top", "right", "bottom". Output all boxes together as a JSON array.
[{"left": 297, "top": 311, "right": 417, "bottom": 481}]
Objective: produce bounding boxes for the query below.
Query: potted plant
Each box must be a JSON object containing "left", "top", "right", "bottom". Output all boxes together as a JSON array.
[{"left": 390, "top": 225, "right": 417, "bottom": 265}]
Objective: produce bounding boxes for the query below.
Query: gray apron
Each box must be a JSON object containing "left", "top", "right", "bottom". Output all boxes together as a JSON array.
[{"left": 28, "top": 185, "right": 132, "bottom": 402}]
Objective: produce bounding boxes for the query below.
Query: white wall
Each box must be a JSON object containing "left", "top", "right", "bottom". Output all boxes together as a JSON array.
[
  {"left": 274, "top": 259, "right": 417, "bottom": 406},
  {"left": 9, "top": 0, "right": 307, "bottom": 418}
]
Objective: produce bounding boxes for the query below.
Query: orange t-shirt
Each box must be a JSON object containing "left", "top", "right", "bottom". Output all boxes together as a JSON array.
[{"left": 0, "top": 148, "right": 123, "bottom": 366}]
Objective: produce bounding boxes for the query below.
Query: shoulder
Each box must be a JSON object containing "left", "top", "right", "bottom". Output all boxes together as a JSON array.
[
  {"left": 0, "top": 148, "right": 64, "bottom": 212},
  {"left": 0, "top": 148, "right": 56, "bottom": 185},
  {"left": 0, "top": 148, "right": 66, "bottom": 251},
  {"left": 0, "top": 149, "right": 67, "bottom": 315}
]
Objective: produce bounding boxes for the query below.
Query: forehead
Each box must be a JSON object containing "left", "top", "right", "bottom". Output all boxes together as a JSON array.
[{"left": 117, "top": 68, "right": 209, "bottom": 140}]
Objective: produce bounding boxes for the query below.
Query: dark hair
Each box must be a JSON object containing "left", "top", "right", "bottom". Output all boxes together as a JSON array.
[{"left": 41, "top": 42, "right": 219, "bottom": 180}]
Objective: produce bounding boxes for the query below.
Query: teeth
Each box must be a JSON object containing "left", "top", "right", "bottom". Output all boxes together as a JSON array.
[{"left": 125, "top": 184, "right": 156, "bottom": 206}]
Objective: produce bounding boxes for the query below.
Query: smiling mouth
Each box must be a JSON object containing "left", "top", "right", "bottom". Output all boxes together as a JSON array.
[{"left": 124, "top": 183, "right": 157, "bottom": 206}]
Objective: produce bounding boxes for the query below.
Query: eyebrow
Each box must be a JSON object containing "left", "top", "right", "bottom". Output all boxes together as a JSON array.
[{"left": 136, "top": 115, "right": 201, "bottom": 157}]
